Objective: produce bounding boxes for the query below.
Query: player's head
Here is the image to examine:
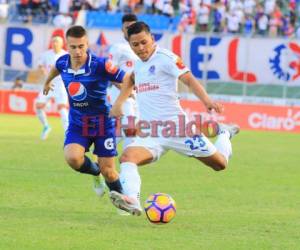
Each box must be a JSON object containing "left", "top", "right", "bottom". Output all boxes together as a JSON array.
[
  {"left": 122, "top": 14, "right": 137, "bottom": 41},
  {"left": 66, "top": 25, "right": 89, "bottom": 63},
  {"left": 51, "top": 36, "right": 64, "bottom": 53},
  {"left": 127, "top": 21, "right": 155, "bottom": 61}
]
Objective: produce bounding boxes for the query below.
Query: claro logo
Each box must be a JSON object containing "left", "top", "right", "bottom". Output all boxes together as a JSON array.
[{"left": 248, "top": 109, "right": 300, "bottom": 131}]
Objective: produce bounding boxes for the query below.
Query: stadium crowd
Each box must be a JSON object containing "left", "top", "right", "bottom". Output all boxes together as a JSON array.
[{"left": 0, "top": 0, "right": 299, "bottom": 37}]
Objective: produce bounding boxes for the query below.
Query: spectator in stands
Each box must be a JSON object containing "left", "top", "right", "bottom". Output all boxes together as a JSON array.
[
  {"left": 257, "top": 12, "right": 268, "bottom": 36},
  {"left": 212, "top": 0, "right": 225, "bottom": 33},
  {"left": 11, "top": 77, "right": 23, "bottom": 91},
  {"left": 196, "top": 0, "right": 210, "bottom": 32},
  {"left": 226, "top": 11, "right": 240, "bottom": 34},
  {"left": 243, "top": 0, "right": 256, "bottom": 16},
  {"left": 244, "top": 14, "right": 255, "bottom": 36},
  {"left": 0, "top": 0, "right": 8, "bottom": 22},
  {"left": 178, "top": 5, "right": 196, "bottom": 33},
  {"left": 143, "top": 0, "right": 154, "bottom": 14}
]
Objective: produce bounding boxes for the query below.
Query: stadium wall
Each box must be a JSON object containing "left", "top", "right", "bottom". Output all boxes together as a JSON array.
[
  {"left": 1, "top": 24, "right": 300, "bottom": 86},
  {"left": 1, "top": 24, "right": 300, "bottom": 133},
  {"left": 1, "top": 89, "right": 300, "bottom": 133}
]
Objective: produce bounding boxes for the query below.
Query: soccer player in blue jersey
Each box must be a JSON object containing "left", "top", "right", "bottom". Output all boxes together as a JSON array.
[{"left": 42, "top": 26, "right": 141, "bottom": 215}]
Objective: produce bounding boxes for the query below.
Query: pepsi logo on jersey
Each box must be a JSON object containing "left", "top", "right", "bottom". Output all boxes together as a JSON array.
[{"left": 68, "top": 82, "right": 87, "bottom": 101}]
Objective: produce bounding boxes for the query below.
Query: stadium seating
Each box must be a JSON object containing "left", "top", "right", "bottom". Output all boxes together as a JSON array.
[{"left": 86, "top": 11, "right": 181, "bottom": 31}]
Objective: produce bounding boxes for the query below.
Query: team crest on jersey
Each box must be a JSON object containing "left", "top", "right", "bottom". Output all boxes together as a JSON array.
[
  {"left": 269, "top": 42, "right": 300, "bottom": 81},
  {"left": 176, "top": 57, "right": 186, "bottom": 70},
  {"left": 148, "top": 65, "right": 156, "bottom": 75},
  {"left": 105, "top": 60, "right": 118, "bottom": 74},
  {"left": 68, "top": 82, "right": 87, "bottom": 101}
]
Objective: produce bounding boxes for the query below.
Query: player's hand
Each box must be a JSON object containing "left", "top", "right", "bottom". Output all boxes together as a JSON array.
[
  {"left": 205, "top": 101, "right": 224, "bottom": 114},
  {"left": 109, "top": 103, "right": 123, "bottom": 118},
  {"left": 43, "top": 82, "right": 54, "bottom": 95}
]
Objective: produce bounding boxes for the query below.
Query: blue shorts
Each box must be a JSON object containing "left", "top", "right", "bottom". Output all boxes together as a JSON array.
[{"left": 64, "top": 123, "right": 117, "bottom": 157}]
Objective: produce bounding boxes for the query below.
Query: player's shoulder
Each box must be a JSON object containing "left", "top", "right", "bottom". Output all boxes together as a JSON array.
[
  {"left": 156, "top": 47, "right": 178, "bottom": 61},
  {"left": 90, "top": 53, "right": 105, "bottom": 66},
  {"left": 57, "top": 53, "right": 69, "bottom": 62},
  {"left": 55, "top": 53, "right": 69, "bottom": 69}
]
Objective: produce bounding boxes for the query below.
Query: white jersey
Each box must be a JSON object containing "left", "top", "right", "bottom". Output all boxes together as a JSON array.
[
  {"left": 134, "top": 46, "right": 189, "bottom": 122},
  {"left": 37, "top": 49, "right": 67, "bottom": 93},
  {"left": 108, "top": 41, "right": 138, "bottom": 103}
]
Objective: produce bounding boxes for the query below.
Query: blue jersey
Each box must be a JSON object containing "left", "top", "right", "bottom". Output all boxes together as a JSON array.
[{"left": 56, "top": 52, "right": 125, "bottom": 128}]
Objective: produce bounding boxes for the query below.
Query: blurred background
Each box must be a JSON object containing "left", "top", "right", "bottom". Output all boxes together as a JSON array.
[{"left": 0, "top": 0, "right": 300, "bottom": 132}]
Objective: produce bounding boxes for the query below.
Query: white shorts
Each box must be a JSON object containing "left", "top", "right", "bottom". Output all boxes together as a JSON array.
[
  {"left": 126, "top": 134, "right": 217, "bottom": 162},
  {"left": 36, "top": 87, "right": 68, "bottom": 105}
]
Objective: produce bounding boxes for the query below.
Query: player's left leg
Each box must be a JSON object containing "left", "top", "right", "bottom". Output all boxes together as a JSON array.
[
  {"left": 64, "top": 143, "right": 101, "bottom": 175},
  {"left": 91, "top": 154, "right": 106, "bottom": 198},
  {"left": 57, "top": 104, "right": 69, "bottom": 132},
  {"left": 55, "top": 90, "right": 69, "bottom": 132},
  {"left": 93, "top": 131, "right": 142, "bottom": 215},
  {"left": 35, "top": 91, "right": 52, "bottom": 140},
  {"left": 198, "top": 123, "right": 240, "bottom": 170},
  {"left": 164, "top": 122, "right": 239, "bottom": 171}
]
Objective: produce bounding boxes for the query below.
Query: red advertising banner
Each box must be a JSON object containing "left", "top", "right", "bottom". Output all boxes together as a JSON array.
[
  {"left": 1, "top": 90, "right": 300, "bottom": 133},
  {"left": 180, "top": 100, "right": 300, "bottom": 133},
  {"left": 0, "top": 90, "right": 59, "bottom": 116}
]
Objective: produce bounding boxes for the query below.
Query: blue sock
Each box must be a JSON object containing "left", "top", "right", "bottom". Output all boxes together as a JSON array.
[
  {"left": 78, "top": 156, "right": 100, "bottom": 176},
  {"left": 106, "top": 179, "right": 123, "bottom": 193}
]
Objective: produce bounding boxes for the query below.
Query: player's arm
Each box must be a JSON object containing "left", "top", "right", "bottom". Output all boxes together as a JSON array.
[
  {"left": 109, "top": 72, "right": 135, "bottom": 118},
  {"left": 179, "top": 72, "right": 224, "bottom": 113},
  {"left": 43, "top": 67, "right": 60, "bottom": 95}
]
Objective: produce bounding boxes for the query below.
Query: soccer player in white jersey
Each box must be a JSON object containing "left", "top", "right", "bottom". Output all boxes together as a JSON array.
[
  {"left": 109, "top": 22, "right": 240, "bottom": 215},
  {"left": 93, "top": 14, "right": 140, "bottom": 215},
  {"left": 108, "top": 14, "right": 139, "bottom": 149},
  {"left": 35, "top": 36, "right": 69, "bottom": 140}
]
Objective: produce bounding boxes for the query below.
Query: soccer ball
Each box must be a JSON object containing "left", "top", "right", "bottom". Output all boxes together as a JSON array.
[{"left": 144, "top": 193, "right": 176, "bottom": 224}]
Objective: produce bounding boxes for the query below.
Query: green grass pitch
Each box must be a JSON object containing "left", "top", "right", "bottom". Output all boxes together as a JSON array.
[{"left": 0, "top": 114, "right": 299, "bottom": 250}]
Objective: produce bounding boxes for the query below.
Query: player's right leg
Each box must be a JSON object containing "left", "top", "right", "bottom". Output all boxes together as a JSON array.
[
  {"left": 115, "top": 137, "right": 165, "bottom": 215},
  {"left": 35, "top": 91, "right": 51, "bottom": 140},
  {"left": 196, "top": 123, "right": 240, "bottom": 171},
  {"left": 64, "top": 124, "right": 100, "bottom": 175},
  {"left": 64, "top": 144, "right": 100, "bottom": 176}
]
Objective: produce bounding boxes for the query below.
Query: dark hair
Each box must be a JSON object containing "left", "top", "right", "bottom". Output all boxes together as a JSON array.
[
  {"left": 66, "top": 25, "right": 87, "bottom": 38},
  {"left": 122, "top": 14, "right": 137, "bottom": 23},
  {"left": 127, "top": 21, "right": 151, "bottom": 39}
]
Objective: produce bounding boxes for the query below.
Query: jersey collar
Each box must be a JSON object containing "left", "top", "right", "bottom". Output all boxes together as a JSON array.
[
  {"left": 67, "top": 52, "right": 92, "bottom": 75},
  {"left": 145, "top": 44, "right": 158, "bottom": 62}
]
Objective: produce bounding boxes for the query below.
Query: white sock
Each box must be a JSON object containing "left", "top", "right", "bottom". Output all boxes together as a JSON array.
[
  {"left": 120, "top": 162, "right": 141, "bottom": 204},
  {"left": 58, "top": 108, "right": 69, "bottom": 131},
  {"left": 36, "top": 108, "right": 49, "bottom": 127},
  {"left": 214, "top": 130, "right": 232, "bottom": 163}
]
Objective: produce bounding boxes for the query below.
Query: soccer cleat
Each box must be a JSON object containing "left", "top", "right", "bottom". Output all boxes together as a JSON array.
[
  {"left": 93, "top": 175, "right": 106, "bottom": 198},
  {"left": 109, "top": 191, "right": 142, "bottom": 216},
  {"left": 41, "top": 126, "right": 52, "bottom": 140},
  {"left": 117, "top": 208, "right": 131, "bottom": 216},
  {"left": 218, "top": 123, "right": 240, "bottom": 139}
]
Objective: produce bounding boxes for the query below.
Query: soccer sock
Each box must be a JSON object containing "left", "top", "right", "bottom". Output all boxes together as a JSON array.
[
  {"left": 214, "top": 130, "right": 232, "bottom": 163},
  {"left": 58, "top": 107, "right": 69, "bottom": 131},
  {"left": 120, "top": 162, "right": 141, "bottom": 202},
  {"left": 36, "top": 108, "right": 49, "bottom": 127},
  {"left": 105, "top": 179, "right": 123, "bottom": 193},
  {"left": 78, "top": 156, "right": 100, "bottom": 176}
]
